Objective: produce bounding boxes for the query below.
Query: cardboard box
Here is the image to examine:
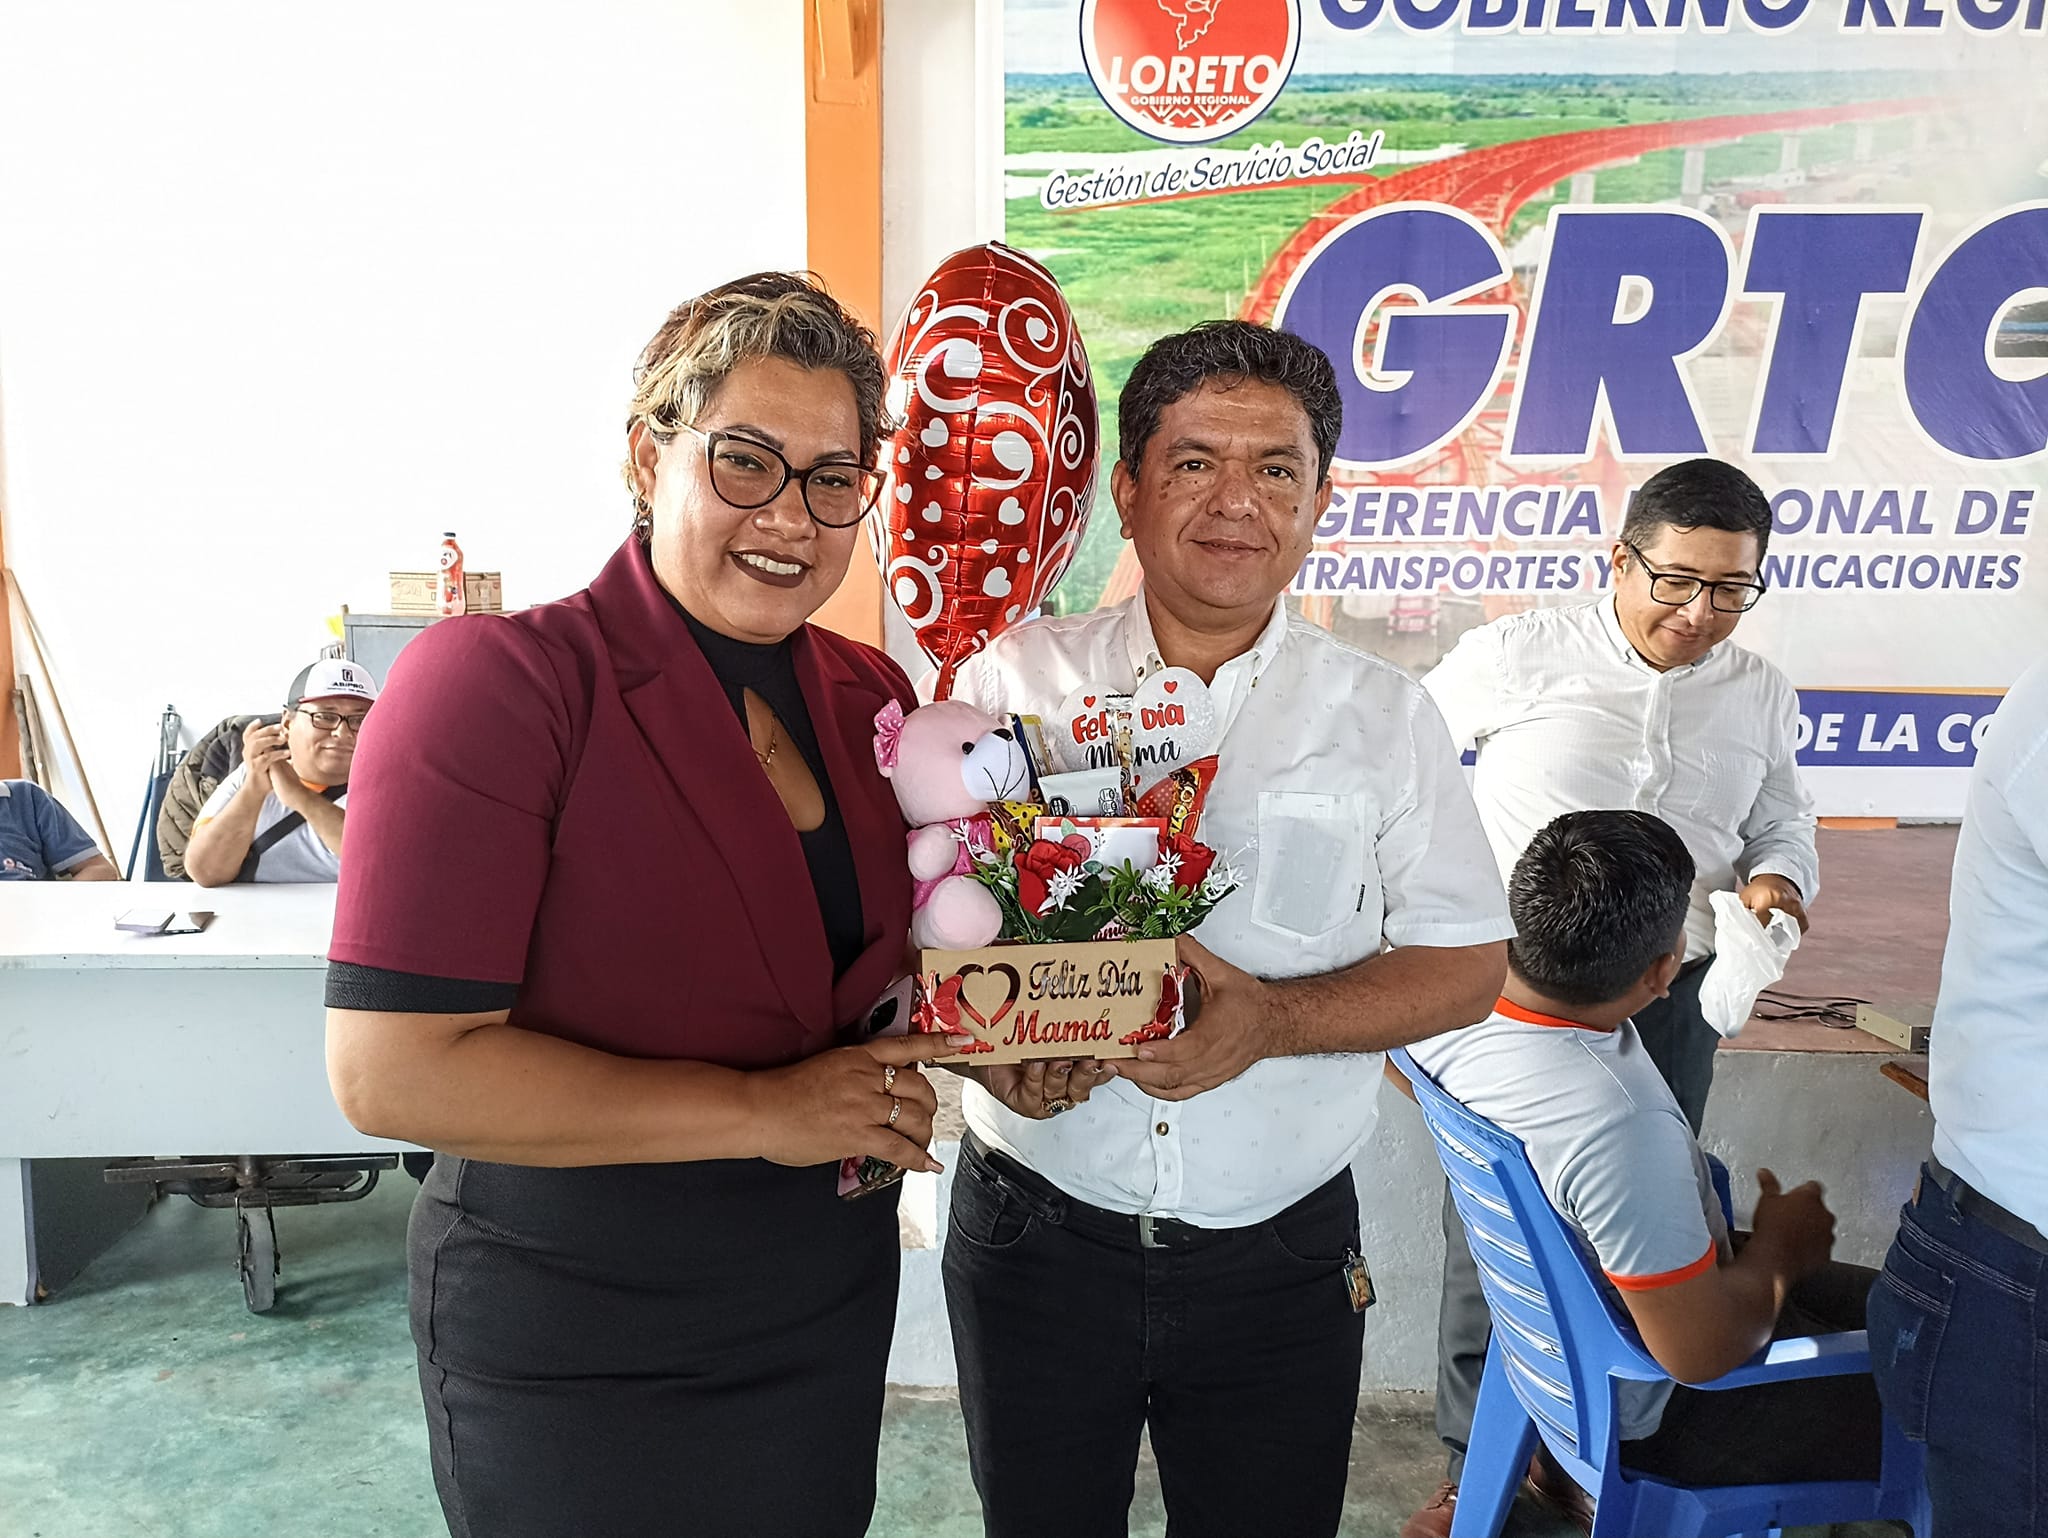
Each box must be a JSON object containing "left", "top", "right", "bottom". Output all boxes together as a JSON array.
[
  {"left": 916, "top": 937, "right": 1181, "bottom": 1064},
  {"left": 388, "top": 570, "right": 503, "bottom": 614},
  {"left": 1857, "top": 1001, "right": 1932, "bottom": 1052}
]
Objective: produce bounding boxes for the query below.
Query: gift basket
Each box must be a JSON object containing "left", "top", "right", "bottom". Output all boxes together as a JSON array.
[{"left": 874, "top": 682, "right": 1239, "bottom": 1064}]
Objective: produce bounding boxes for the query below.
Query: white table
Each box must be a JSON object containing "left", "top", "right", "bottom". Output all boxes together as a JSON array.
[{"left": 0, "top": 883, "right": 411, "bottom": 1304}]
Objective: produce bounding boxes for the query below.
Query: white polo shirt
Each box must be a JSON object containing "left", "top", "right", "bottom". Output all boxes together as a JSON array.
[
  {"left": 1930, "top": 659, "right": 2048, "bottom": 1234},
  {"left": 1407, "top": 1000, "right": 1733, "bottom": 1440},
  {"left": 947, "top": 591, "right": 1514, "bottom": 1228},
  {"left": 1423, "top": 598, "right": 1819, "bottom": 961}
]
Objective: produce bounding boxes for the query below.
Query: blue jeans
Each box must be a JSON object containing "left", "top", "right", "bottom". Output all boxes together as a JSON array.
[{"left": 1870, "top": 1161, "right": 2048, "bottom": 1538}]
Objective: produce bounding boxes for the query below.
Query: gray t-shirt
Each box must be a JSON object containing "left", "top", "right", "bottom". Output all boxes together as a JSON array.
[
  {"left": 194, "top": 763, "right": 345, "bottom": 883},
  {"left": 1408, "top": 1003, "right": 1732, "bottom": 1440}
]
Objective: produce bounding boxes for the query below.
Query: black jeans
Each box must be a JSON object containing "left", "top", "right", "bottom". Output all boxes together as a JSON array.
[
  {"left": 1620, "top": 1259, "right": 1883, "bottom": 1485},
  {"left": 1436, "top": 956, "right": 1717, "bottom": 1478},
  {"left": 1628, "top": 955, "right": 1719, "bottom": 1137},
  {"left": 944, "top": 1134, "right": 1367, "bottom": 1538}
]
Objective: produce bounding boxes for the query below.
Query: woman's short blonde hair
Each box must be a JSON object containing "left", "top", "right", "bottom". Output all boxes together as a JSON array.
[{"left": 622, "top": 272, "right": 891, "bottom": 505}]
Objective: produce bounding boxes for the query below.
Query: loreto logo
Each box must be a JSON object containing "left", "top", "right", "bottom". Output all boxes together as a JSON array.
[{"left": 1080, "top": 0, "right": 1301, "bottom": 145}]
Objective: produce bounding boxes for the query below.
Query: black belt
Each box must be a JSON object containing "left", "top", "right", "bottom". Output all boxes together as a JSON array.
[
  {"left": 962, "top": 1131, "right": 1231, "bottom": 1251},
  {"left": 1924, "top": 1155, "right": 2048, "bottom": 1258}
]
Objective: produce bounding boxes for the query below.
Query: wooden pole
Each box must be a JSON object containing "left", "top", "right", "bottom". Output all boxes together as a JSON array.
[
  {"left": 0, "top": 384, "right": 20, "bottom": 778},
  {"left": 804, "top": 0, "right": 887, "bottom": 649},
  {"left": 3, "top": 569, "right": 116, "bottom": 858}
]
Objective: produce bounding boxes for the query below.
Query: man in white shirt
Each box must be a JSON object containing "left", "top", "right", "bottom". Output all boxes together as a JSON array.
[
  {"left": 1403, "top": 810, "right": 1876, "bottom": 1538},
  {"left": 1870, "top": 657, "right": 2048, "bottom": 1538},
  {"left": 1423, "top": 458, "right": 1817, "bottom": 1129},
  {"left": 1412, "top": 458, "right": 1819, "bottom": 1533},
  {"left": 186, "top": 659, "right": 376, "bottom": 886},
  {"left": 941, "top": 321, "right": 1513, "bottom": 1538}
]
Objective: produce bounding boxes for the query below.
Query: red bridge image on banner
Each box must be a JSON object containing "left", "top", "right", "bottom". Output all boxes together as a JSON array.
[{"left": 1097, "top": 99, "right": 1945, "bottom": 619}]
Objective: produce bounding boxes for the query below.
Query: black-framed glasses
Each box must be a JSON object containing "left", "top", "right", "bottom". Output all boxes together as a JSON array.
[
  {"left": 295, "top": 707, "right": 369, "bottom": 737},
  {"left": 1621, "top": 541, "right": 1767, "bottom": 614},
  {"left": 673, "top": 423, "right": 884, "bottom": 529}
]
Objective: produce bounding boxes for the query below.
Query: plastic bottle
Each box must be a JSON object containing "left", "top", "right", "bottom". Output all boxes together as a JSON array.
[{"left": 437, "top": 532, "right": 466, "bottom": 617}]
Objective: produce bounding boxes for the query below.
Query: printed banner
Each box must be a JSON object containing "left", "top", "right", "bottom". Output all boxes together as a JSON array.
[{"left": 1003, "top": 0, "right": 2048, "bottom": 810}]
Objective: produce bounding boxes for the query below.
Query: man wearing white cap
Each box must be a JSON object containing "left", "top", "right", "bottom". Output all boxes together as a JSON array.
[{"left": 186, "top": 659, "right": 377, "bottom": 886}]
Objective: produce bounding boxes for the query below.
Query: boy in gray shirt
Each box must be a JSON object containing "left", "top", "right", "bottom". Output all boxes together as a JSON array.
[{"left": 1400, "top": 811, "right": 1879, "bottom": 1538}]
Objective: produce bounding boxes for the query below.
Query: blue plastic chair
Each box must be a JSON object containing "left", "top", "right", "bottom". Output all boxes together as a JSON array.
[
  {"left": 128, "top": 765, "right": 177, "bottom": 882},
  {"left": 1390, "top": 1048, "right": 1929, "bottom": 1538}
]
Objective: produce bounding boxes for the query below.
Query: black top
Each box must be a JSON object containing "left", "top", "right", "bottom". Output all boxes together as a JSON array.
[
  {"left": 673, "top": 604, "right": 867, "bottom": 980},
  {"left": 325, "top": 601, "right": 868, "bottom": 1016}
]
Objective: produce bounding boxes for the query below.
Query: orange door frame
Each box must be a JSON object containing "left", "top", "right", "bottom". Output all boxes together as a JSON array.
[{"left": 803, "top": 0, "right": 887, "bottom": 648}]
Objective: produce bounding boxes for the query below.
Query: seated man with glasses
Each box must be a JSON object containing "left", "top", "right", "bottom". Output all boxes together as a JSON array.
[
  {"left": 186, "top": 660, "right": 377, "bottom": 886},
  {"left": 1404, "top": 457, "right": 1818, "bottom": 1538}
]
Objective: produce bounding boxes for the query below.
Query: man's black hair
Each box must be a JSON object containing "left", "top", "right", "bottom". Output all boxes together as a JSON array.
[
  {"left": 1118, "top": 321, "right": 1342, "bottom": 482},
  {"left": 1507, "top": 810, "right": 1696, "bottom": 1008},
  {"left": 1619, "top": 457, "right": 1775, "bottom": 563}
]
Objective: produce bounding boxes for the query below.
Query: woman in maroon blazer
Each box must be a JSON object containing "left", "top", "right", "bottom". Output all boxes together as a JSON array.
[{"left": 325, "top": 275, "right": 968, "bottom": 1538}]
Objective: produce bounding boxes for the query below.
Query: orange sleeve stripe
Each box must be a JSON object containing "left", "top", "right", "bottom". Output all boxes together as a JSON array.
[{"left": 1604, "top": 1242, "right": 1717, "bottom": 1292}]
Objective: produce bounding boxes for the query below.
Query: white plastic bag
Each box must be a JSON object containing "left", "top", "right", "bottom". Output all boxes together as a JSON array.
[{"left": 1697, "top": 888, "right": 1801, "bottom": 1038}]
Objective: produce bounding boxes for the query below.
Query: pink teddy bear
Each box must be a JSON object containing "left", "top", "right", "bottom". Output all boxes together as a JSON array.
[{"left": 873, "top": 698, "right": 1034, "bottom": 950}]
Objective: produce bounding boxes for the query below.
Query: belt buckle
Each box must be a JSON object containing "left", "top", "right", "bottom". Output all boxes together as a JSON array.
[{"left": 1139, "top": 1214, "right": 1164, "bottom": 1250}]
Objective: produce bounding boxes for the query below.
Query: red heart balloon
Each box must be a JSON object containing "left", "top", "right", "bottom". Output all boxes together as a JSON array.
[{"left": 870, "top": 242, "right": 1098, "bottom": 697}]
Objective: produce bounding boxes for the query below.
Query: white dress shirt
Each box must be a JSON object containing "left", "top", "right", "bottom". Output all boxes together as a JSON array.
[
  {"left": 946, "top": 592, "right": 1514, "bottom": 1228},
  {"left": 1423, "top": 598, "right": 1818, "bottom": 961},
  {"left": 1930, "top": 659, "right": 2048, "bottom": 1234}
]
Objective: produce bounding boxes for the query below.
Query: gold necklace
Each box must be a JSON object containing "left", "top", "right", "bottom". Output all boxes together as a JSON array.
[{"left": 753, "top": 714, "right": 780, "bottom": 771}]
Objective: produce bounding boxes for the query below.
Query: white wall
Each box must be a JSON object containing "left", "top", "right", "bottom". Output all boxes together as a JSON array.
[
  {"left": 0, "top": 0, "right": 807, "bottom": 858},
  {"left": 878, "top": 0, "right": 1004, "bottom": 682}
]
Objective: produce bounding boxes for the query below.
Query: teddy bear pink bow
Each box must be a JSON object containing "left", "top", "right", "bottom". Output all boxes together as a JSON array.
[{"left": 873, "top": 699, "right": 908, "bottom": 773}]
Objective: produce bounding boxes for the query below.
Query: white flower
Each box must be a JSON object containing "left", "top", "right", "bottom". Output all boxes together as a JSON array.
[
  {"left": 1141, "top": 860, "right": 1180, "bottom": 896},
  {"left": 1045, "top": 867, "right": 1086, "bottom": 912},
  {"left": 1200, "top": 861, "right": 1243, "bottom": 900}
]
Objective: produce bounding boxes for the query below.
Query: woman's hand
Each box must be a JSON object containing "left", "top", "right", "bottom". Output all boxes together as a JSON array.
[
  {"left": 970, "top": 1058, "right": 1117, "bottom": 1120},
  {"left": 745, "top": 1033, "right": 972, "bottom": 1173}
]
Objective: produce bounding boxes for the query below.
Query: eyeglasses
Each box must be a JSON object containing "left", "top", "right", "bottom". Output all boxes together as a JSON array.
[
  {"left": 294, "top": 707, "right": 369, "bottom": 737},
  {"left": 1621, "top": 541, "right": 1767, "bottom": 614},
  {"left": 672, "top": 423, "right": 884, "bottom": 530}
]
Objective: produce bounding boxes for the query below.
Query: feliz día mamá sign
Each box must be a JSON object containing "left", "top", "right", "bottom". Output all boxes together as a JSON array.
[
  {"left": 1051, "top": 669, "right": 1220, "bottom": 781},
  {"left": 915, "top": 938, "right": 1183, "bottom": 1065}
]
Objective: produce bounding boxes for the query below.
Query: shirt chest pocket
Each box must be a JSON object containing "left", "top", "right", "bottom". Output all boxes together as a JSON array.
[
  {"left": 1681, "top": 746, "right": 1768, "bottom": 826},
  {"left": 1250, "top": 791, "right": 1374, "bottom": 942}
]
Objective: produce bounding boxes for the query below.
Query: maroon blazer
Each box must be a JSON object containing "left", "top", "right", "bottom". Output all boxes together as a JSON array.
[{"left": 329, "top": 537, "right": 915, "bottom": 1067}]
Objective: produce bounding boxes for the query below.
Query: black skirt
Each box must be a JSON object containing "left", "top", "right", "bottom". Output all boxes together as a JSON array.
[{"left": 409, "top": 1154, "right": 902, "bottom": 1538}]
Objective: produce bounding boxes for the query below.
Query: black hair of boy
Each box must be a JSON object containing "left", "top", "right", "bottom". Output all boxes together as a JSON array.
[{"left": 1507, "top": 810, "right": 1697, "bottom": 1008}]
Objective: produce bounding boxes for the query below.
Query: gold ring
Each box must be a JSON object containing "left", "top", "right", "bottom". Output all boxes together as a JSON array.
[
  {"left": 1043, "top": 1097, "right": 1075, "bottom": 1116},
  {"left": 883, "top": 1065, "right": 897, "bottom": 1092},
  {"left": 888, "top": 1098, "right": 901, "bottom": 1127}
]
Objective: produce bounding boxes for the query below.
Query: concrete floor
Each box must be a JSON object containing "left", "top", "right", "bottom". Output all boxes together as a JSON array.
[{"left": 0, "top": 1175, "right": 1901, "bottom": 1538}]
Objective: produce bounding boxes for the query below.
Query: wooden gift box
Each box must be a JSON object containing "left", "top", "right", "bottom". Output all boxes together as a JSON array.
[{"left": 915, "top": 937, "right": 1183, "bottom": 1065}]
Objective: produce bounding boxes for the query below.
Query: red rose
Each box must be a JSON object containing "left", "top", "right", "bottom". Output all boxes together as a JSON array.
[
  {"left": 1016, "top": 838, "right": 1084, "bottom": 917},
  {"left": 1172, "top": 841, "right": 1217, "bottom": 893}
]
